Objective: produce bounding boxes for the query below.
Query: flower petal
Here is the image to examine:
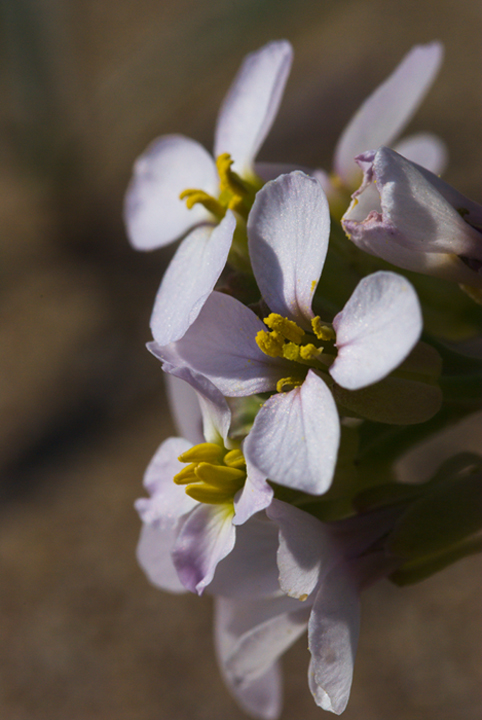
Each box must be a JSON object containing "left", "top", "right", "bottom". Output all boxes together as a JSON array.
[
  {"left": 266, "top": 500, "right": 341, "bottom": 600},
  {"left": 150, "top": 211, "right": 236, "bottom": 345},
  {"left": 164, "top": 372, "right": 204, "bottom": 444},
  {"left": 215, "top": 597, "right": 283, "bottom": 720},
  {"left": 218, "top": 594, "right": 310, "bottom": 691},
  {"left": 214, "top": 41, "right": 293, "bottom": 176},
  {"left": 334, "top": 42, "right": 443, "bottom": 188},
  {"left": 150, "top": 291, "right": 290, "bottom": 396},
  {"left": 248, "top": 172, "right": 330, "bottom": 327},
  {"left": 173, "top": 502, "right": 235, "bottom": 595},
  {"left": 124, "top": 134, "right": 217, "bottom": 249},
  {"left": 394, "top": 132, "right": 448, "bottom": 175},
  {"left": 136, "top": 522, "right": 187, "bottom": 593},
  {"left": 136, "top": 437, "right": 197, "bottom": 519},
  {"left": 233, "top": 458, "right": 273, "bottom": 526},
  {"left": 330, "top": 271, "right": 422, "bottom": 390},
  {"left": 244, "top": 370, "right": 340, "bottom": 495},
  {"left": 308, "top": 563, "right": 360, "bottom": 715},
  {"left": 209, "top": 515, "right": 281, "bottom": 599}
]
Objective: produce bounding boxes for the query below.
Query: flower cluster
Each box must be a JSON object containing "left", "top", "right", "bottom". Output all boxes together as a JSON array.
[{"left": 126, "top": 40, "right": 482, "bottom": 718}]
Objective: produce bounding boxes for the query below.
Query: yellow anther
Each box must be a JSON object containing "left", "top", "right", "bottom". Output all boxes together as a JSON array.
[
  {"left": 173, "top": 463, "right": 198, "bottom": 485},
  {"left": 179, "top": 189, "right": 226, "bottom": 219},
  {"left": 300, "top": 343, "right": 323, "bottom": 360},
  {"left": 276, "top": 376, "right": 304, "bottom": 393},
  {"left": 185, "top": 483, "right": 235, "bottom": 505},
  {"left": 216, "top": 153, "right": 249, "bottom": 198},
  {"left": 263, "top": 314, "right": 305, "bottom": 344},
  {"left": 282, "top": 342, "right": 301, "bottom": 362},
  {"left": 311, "top": 316, "right": 335, "bottom": 341},
  {"left": 256, "top": 329, "right": 285, "bottom": 358},
  {"left": 224, "top": 449, "right": 246, "bottom": 469},
  {"left": 178, "top": 442, "right": 224, "bottom": 464},
  {"left": 194, "top": 462, "right": 245, "bottom": 490},
  {"left": 174, "top": 443, "right": 248, "bottom": 506}
]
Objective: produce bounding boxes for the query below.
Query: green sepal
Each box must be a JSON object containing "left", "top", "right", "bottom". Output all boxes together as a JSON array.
[
  {"left": 353, "top": 482, "right": 424, "bottom": 513},
  {"left": 386, "top": 455, "right": 482, "bottom": 560},
  {"left": 333, "top": 376, "right": 442, "bottom": 425},
  {"left": 389, "top": 534, "right": 482, "bottom": 586}
]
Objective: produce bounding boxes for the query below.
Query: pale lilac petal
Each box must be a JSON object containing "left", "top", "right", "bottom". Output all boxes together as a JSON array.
[
  {"left": 330, "top": 271, "right": 422, "bottom": 390},
  {"left": 412, "top": 163, "right": 482, "bottom": 230},
  {"left": 308, "top": 563, "right": 360, "bottom": 715},
  {"left": 225, "top": 664, "right": 282, "bottom": 720},
  {"left": 150, "top": 291, "right": 290, "bottom": 396},
  {"left": 150, "top": 211, "right": 236, "bottom": 345},
  {"left": 394, "top": 132, "right": 448, "bottom": 175},
  {"left": 164, "top": 372, "right": 204, "bottom": 444},
  {"left": 162, "top": 364, "right": 232, "bottom": 446},
  {"left": 233, "top": 458, "right": 273, "bottom": 526},
  {"left": 209, "top": 515, "right": 281, "bottom": 599},
  {"left": 218, "top": 595, "right": 310, "bottom": 691},
  {"left": 136, "top": 522, "right": 187, "bottom": 593},
  {"left": 244, "top": 370, "right": 340, "bottom": 495},
  {"left": 267, "top": 500, "right": 341, "bottom": 600},
  {"left": 135, "top": 437, "right": 197, "bottom": 594},
  {"left": 137, "top": 437, "right": 197, "bottom": 520},
  {"left": 248, "top": 172, "right": 330, "bottom": 327},
  {"left": 173, "top": 502, "right": 235, "bottom": 595},
  {"left": 215, "top": 597, "right": 283, "bottom": 720},
  {"left": 214, "top": 41, "right": 293, "bottom": 176},
  {"left": 124, "top": 134, "right": 217, "bottom": 249},
  {"left": 334, "top": 42, "right": 443, "bottom": 188},
  {"left": 344, "top": 224, "right": 480, "bottom": 285}
]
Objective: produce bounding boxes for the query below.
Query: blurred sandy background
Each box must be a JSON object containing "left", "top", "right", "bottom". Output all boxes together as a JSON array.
[{"left": 0, "top": 0, "right": 481, "bottom": 718}]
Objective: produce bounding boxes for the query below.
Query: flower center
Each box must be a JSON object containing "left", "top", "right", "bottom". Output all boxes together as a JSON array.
[
  {"left": 179, "top": 153, "right": 260, "bottom": 221},
  {"left": 255, "top": 313, "right": 336, "bottom": 392},
  {"left": 174, "top": 442, "right": 246, "bottom": 505}
]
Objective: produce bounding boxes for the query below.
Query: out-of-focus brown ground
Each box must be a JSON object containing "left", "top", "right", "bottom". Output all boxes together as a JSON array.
[{"left": 0, "top": 1, "right": 481, "bottom": 718}]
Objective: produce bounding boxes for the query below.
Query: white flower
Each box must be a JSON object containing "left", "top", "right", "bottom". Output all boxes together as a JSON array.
[
  {"left": 151, "top": 172, "right": 423, "bottom": 495},
  {"left": 136, "top": 366, "right": 273, "bottom": 596},
  {"left": 124, "top": 40, "right": 293, "bottom": 345},
  {"left": 215, "top": 499, "right": 401, "bottom": 718}
]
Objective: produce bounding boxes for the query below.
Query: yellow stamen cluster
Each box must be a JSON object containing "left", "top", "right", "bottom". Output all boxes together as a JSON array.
[
  {"left": 173, "top": 442, "right": 246, "bottom": 505},
  {"left": 256, "top": 313, "right": 334, "bottom": 360},
  {"left": 179, "top": 153, "right": 257, "bottom": 221}
]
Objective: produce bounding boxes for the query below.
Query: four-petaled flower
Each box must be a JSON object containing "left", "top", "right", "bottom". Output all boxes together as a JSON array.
[
  {"left": 136, "top": 365, "right": 273, "bottom": 596},
  {"left": 151, "top": 172, "right": 422, "bottom": 495},
  {"left": 215, "top": 499, "right": 402, "bottom": 718}
]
